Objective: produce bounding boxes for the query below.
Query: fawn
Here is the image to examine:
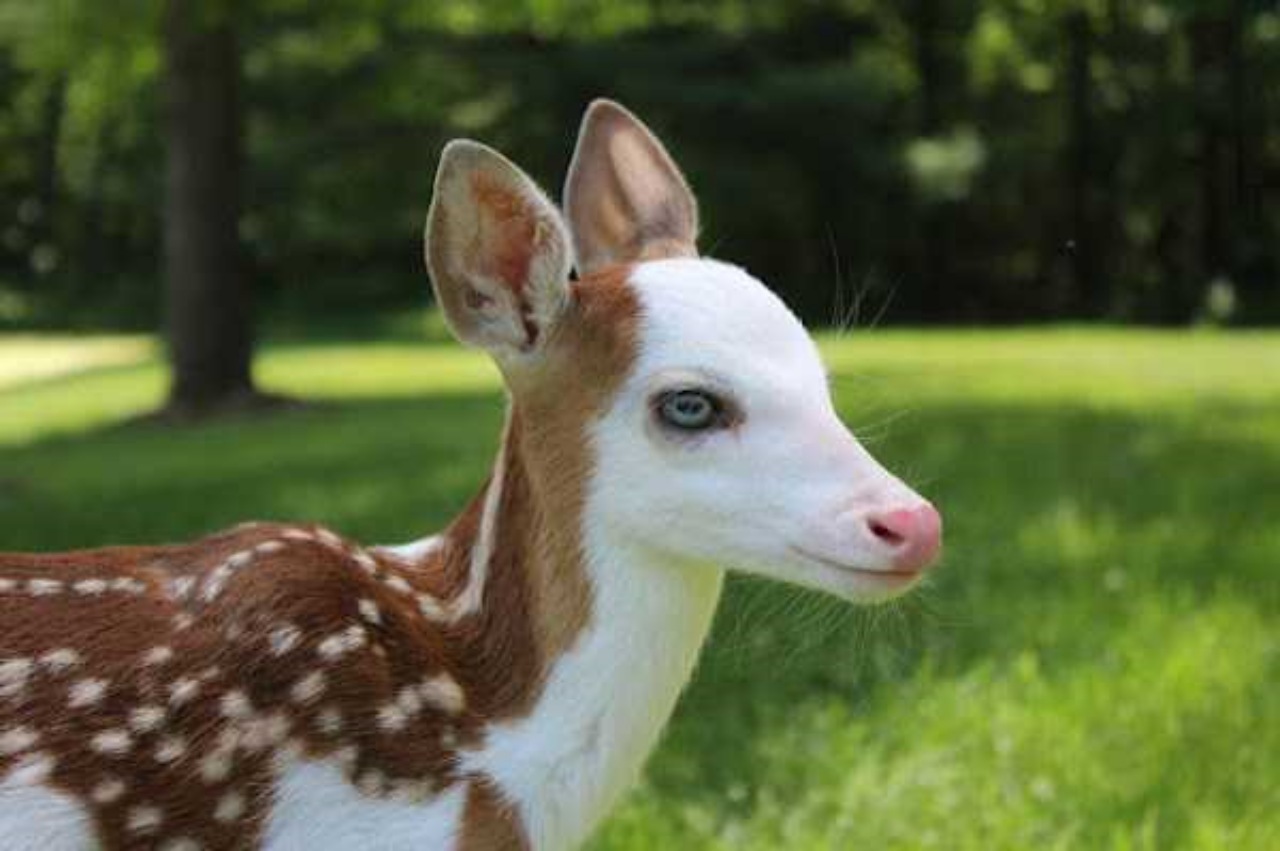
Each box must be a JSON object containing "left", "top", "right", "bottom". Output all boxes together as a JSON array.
[{"left": 0, "top": 101, "right": 941, "bottom": 850}]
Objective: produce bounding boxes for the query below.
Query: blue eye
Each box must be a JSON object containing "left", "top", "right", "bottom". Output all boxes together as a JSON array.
[{"left": 657, "top": 389, "right": 722, "bottom": 431}]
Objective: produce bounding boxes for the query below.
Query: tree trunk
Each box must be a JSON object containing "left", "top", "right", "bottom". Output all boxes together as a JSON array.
[
  {"left": 162, "top": 0, "right": 256, "bottom": 415},
  {"left": 1064, "top": 9, "right": 1098, "bottom": 317}
]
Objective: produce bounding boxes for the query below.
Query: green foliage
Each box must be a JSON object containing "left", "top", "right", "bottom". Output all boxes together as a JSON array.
[
  {"left": 1, "top": 325, "right": 1276, "bottom": 847},
  {"left": 0, "top": 1, "right": 1277, "bottom": 326}
]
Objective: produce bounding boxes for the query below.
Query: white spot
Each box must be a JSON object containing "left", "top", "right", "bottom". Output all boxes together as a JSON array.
[
  {"left": 0, "top": 658, "right": 33, "bottom": 697},
  {"left": 39, "top": 648, "right": 81, "bottom": 672},
  {"left": 377, "top": 705, "right": 408, "bottom": 733},
  {"left": 396, "top": 686, "right": 423, "bottom": 716},
  {"left": 173, "top": 613, "right": 195, "bottom": 631},
  {"left": 68, "top": 677, "right": 109, "bottom": 708},
  {"left": 268, "top": 624, "right": 302, "bottom": 657},
  {"left": 129, "top": 705, "right": 166, "bottom": 734},
  {"left": 317, "top": 625, "right": 366, "bottom": 660},
  {"left": 126, "top": 804, "right": 163, "bottom": 834},
  {"left": 315, "top": 707, "right": 343, "bottom": 735},
  {"left": 90, "top": 729, "right": 133, "bottom": 756},
  {"left": 384, "top": 575, "right": 413, "bottom": 595},
  {"left": 220, "top": 690, "right": 254, "bottom": 720},
  {"left": 357, "top": 599, "right": 382, "bottom": 625},
  {"left": 160, "top": 839, "right": 202, "bottom": 851},
  {"left": 289, "top": 671, "right": 326, "bottom": 705},
  {"left": 214, "top": 790, "right": 246, "bottom": 823},
  {"left": 91, "top": 777, "right": 127, "bottom": 804},
  {"left": 72, "top": 578, "right": 109, "bottom": 596},
  {"left": 142, "top": 646, "right": 174, "bottom": 666},
  {"left": 254, "top": 540, "right": 286, "bottom": 555},
  {"left": 169, "top": 678, "right": 201, "bottom": 706},
  {"left": 419, "top": 674, "right": 465, "bottom": 715},
  {"left": 316, "top": 529, "right": 345, "bottom": 550},
  {"left": 226, "top": 550, "right": 254, "bottom": 569},
  {"left": 168, "top": 576, "right": 196, "bottom": 600},
  {"left": 28, "top": 578, "right": 64, "bottom": 596},
  {"left": 154, "top": 736, "right": 187, "bottom": 764},
  {"left": 7, "top": 752, "right": 53, "bottom": 784},
  {"left": 282, "top": 529, "right": 316, "bottom": 542},
  {"left": 196, "top": 665, "right": 222, "bottom": 682},
  {"left": 353, "top": 551, "right": 379, "bottom": 575},
  {"left": 417, "top": 594, "right": 447, "bottom": 622},
  {"left": 0, "top": 579, "right": 16, "bottom": 593},
  {"left": 241, "top": 712, "right": 290, "bottom": 751},
  {"left": 110, "top": 577, "right": 147, "bottom": 595},
  {"left": 200, "top": 749, "right": 234, "bottom": 784},
  {"left": 391, "top": 779, "right": 434, "bottom": 804},
  {"left": 0, "top": 726, "right": 38, "bottom": 755}
]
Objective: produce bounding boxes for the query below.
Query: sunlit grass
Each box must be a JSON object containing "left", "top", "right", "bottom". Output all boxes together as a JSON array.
[{"left": 1, "top": 325, "right": 1276, "bottom": 849}]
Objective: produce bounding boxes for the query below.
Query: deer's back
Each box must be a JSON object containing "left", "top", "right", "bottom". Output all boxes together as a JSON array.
[{"left": 0, "top": 524, "right": 472, "bottom": 849}]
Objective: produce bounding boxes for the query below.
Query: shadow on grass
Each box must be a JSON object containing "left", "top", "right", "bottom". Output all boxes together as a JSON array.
[{"left": 1, "top": 393, "right": 1277, "bottom": 840}]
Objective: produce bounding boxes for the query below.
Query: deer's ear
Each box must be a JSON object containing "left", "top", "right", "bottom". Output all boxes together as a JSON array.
[
  {"left": 563, "top": 99, "right": 698, "bottom": 276},
  {"left": 426, "top": 140, "right": 572, "bottom": 355}
]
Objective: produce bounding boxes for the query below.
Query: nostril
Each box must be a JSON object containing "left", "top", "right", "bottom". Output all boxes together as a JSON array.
[{"left": 867, "top": 518, "right": 907, "bottom": 547}]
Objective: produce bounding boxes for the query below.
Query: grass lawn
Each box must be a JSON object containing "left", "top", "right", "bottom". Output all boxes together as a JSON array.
[{"left": 1, "top": 326, "right": 1276, "bottom": 849}]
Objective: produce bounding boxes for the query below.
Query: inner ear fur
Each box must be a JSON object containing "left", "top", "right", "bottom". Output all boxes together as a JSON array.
[
  {"left": 563, "top": 99, "right": 699, "bottom": 276},
  {"left": 425, "top": 139, "right": 573, "bottom": 356}
]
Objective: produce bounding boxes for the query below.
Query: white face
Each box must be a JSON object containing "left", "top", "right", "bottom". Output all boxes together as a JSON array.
[{"left": 591, "top": 258, "right": 943, "bottom": 602}]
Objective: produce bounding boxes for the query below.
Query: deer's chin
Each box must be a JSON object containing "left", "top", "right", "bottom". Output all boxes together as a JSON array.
[{"left": 751, "top": 547, "right": 928, "bottom": 604}]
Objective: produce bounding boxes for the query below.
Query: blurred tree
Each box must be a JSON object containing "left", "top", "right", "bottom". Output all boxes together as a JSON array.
[
  {"left": 0, "top": 0, "right": 1276, "bottom": 330},
  {"left": 162, "top": 0, "right": 257, "bottom": 415}
]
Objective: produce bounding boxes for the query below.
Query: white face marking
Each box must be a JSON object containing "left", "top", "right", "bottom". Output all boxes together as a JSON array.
[{"left": 593, "top": 258, "right": 935, "bottom": 602}]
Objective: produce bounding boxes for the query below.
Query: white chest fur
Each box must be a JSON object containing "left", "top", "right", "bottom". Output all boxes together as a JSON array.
[{"left": 461, "top": 535, "right": 724, "bottom": 851}]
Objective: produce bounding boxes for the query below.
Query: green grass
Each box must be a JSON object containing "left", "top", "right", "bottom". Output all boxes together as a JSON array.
[{"left": 1, "top": 327, "right": 1276, "bottom": 849}]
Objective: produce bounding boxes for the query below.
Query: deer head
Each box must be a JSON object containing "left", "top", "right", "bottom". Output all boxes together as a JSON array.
[{"left": 425, "top": 99, "right": 942, "bottom": 604}]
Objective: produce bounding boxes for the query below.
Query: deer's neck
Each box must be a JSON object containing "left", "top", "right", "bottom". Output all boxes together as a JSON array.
[{"left": 405, "top": 408, "right": 725, "bottom": 850}]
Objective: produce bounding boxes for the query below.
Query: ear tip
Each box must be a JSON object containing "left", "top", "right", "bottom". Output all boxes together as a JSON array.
[
  {"left": 583, "top": 98, "right": 640, "bottom": 130},
  {"left": 438, "top": 138, "right": 501, "bottom": 172}
]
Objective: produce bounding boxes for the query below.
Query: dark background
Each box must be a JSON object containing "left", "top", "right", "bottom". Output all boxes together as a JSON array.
[{"left": 1, "top": 0, "right": 1277, "bottom": 334}]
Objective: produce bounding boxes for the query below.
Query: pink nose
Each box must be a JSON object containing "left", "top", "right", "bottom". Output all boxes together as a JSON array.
[{"left": 866, "top": 503, "right": 943, "bottom": 572}]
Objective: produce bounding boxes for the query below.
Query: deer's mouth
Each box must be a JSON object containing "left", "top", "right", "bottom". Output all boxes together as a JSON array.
[{"left": 786, "top": 544, "right": 925, "bottom": 582}]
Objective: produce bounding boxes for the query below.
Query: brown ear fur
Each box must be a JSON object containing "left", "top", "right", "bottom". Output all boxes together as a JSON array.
[{"left": 563, "top": 100, "right": 698, "bottom": 276}]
